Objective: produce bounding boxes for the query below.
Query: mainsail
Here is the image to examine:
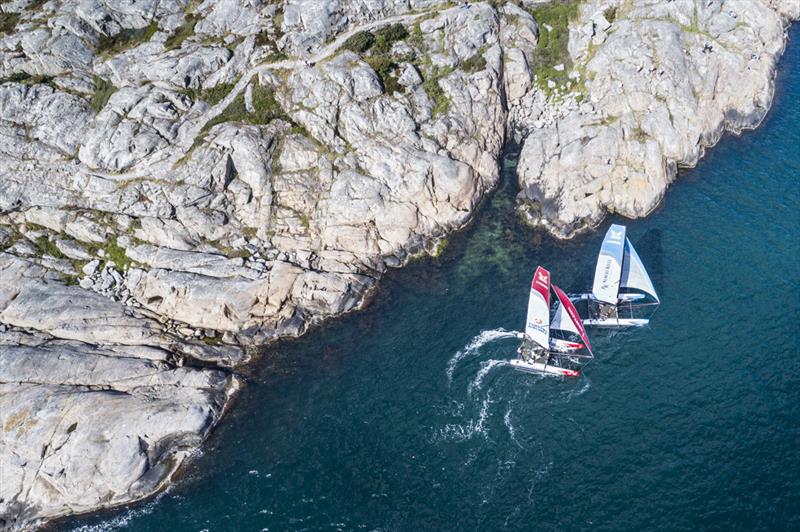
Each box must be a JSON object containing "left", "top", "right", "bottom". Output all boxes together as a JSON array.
[
  {"left": 620, "top": 238, "right": 659, "bottom": 302},
  {"left": 552, "top": 284, "right": 593, "bottom": 356},
  {"left": 592, "top": 224, "right": 626, "bottom": 304},
  {"left": 525, "top": 266, "right": 551, "bottom": 349}
]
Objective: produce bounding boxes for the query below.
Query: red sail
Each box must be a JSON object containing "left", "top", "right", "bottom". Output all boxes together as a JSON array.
[
  {"left": 531, "top": 266, "right": 550, "bottom": 305},
  {"left": 552, "top": 284, "right": 593, "bottom": 356}
]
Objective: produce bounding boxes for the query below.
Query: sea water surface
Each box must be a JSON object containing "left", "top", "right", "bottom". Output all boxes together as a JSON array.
[{"left": 62, "top": 27, "right": 800, "bottom": 531}]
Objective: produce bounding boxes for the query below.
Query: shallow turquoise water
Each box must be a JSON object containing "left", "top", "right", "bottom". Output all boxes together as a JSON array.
[{"left": 63, "top": 27, "right": 799, "bottom": 532}]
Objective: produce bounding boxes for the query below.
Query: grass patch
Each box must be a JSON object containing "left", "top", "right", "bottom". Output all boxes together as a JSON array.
[
  {"left": 202, "top": 79, "right": 287, "bottom": 132},
  {"left": 422, "top": 66, "right": 453, "bottom": 116},
  {"left": 0, "top": 12, "right": 20, "bottom": 35},
  {"left": 183, "top": 80, "right": 237, "bottom": 106},
  {"left": 34, "top": 236, "right": 65, "bottom": 259},
  {"left": 90, "top": 75, "right": 117, "bottom": 113},
  {"left": 97, "top": 21, "right": 158, "bottom": 57},
  {"left": 528, "top": 0, "right": 583, "bottom": 94},
  {"left": 87, "top": 236, "right": 132, "bottom": 270},
  {"left": 165, "top": 15, "right": 196, "bottom": 50}
]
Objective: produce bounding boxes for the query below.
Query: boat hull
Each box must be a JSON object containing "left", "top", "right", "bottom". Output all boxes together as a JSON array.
[
  {"left": 581, "top": 318, "right": 649, "bottom": 327},
  {"left": 510, "top": 358, "right": 580, "bottom": 377}
]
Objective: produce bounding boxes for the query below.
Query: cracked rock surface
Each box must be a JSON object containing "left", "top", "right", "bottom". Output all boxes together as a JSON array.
[{"left": 0, "top": 0, "right": 795, "bottom": 529}]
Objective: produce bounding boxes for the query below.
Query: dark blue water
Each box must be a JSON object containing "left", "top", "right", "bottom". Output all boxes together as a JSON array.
[{"left": 62, "top": 27, "right": 800, "bottom": 532}]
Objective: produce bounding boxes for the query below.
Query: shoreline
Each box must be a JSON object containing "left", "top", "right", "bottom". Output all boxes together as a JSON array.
[{"left": 1, "top": 2, "right": 797, "bottom": 529}]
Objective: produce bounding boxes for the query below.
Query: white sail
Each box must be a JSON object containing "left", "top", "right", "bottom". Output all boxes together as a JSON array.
[
  {"left": 550, "top": 301, "right": 577, "bottom": 335},
  {"left": 592, "top": 224, "right": 626, "bottom": 304},
  {"left": 525, "top": 266, "right": 551, "bottom": 349},
  {"left": 620, "top": 238, "right": 659, "bottom": 302}
]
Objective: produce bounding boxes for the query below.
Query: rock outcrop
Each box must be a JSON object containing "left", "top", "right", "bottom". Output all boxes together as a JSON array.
[
  {"left": 512, "top": 0, "right": 798, "bottom": 237},
  {"left": 0, "top": 0, "right": 795, "bottom": 528}
]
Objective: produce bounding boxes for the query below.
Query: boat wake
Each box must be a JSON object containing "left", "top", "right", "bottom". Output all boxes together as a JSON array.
[
  {"left": 433, "top": 393, "right": 493, "bottom": 442},
  {"left": 468, "top": 359, "right": 510, "bottom": 395},
  {"left": 447, "top": 328, "right": 520, "bottom": 384}
]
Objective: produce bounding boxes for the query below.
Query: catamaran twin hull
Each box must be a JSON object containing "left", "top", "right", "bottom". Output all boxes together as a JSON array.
[
  {"left": 573, "top": 224, "right": 660, "bottom": 328},
  {"left": 569, "top": 294, "right": 653, "bottom": 327},
  {"left": 510, "top": 358, "right": 580, "bottom": 377},
  {"left": 514, "top": 266, "right": 594, "bottom": 377}
]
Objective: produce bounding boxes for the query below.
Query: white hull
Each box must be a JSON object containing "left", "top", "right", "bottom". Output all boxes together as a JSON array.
[
  {"left": 510, "top": 358, "right": 580, "bottom": 377},
  {"left": 582, "top": 318, "right": 649, "bottom": 327}
]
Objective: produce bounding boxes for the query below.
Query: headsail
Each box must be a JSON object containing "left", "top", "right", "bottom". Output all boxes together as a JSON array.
[
  {"left": 592, "top": 224, "right": 626, "bottom": 304},
  {"left": 552, "top": 284, "right": 593, "bottom": 356},
  {"left": 525, "top": 266, "right": 550, "bottom": 349},
  {"left": 620, "top": 238, "right": 659, "bottom": 302}
]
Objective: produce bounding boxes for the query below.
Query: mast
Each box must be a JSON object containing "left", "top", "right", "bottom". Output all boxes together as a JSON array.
[
  {"left": 592, "top": 224, "right": 626, "bottom": 304},
  {"left": 525, "top": 266, "right": 551, "bottom": 350}
]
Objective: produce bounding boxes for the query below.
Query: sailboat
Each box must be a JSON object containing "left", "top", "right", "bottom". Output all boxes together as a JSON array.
[
  {"left": 570, "top": 224, "right": 660, "bottom": 327},
  {"left": 510, "top": 266, "right": 594, "bottom": 377}
]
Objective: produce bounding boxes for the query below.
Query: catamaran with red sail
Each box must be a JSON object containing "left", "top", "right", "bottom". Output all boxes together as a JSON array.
[
  {"left": 511, "top": 266, "right": 594, "bottom": 377},
  {"left": 569, "top": 224, "right": 660, "bottom": 327}
]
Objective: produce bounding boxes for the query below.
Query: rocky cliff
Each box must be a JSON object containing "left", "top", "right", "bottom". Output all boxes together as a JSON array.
[{"left": 0, "top": 0, "right": 795, "bottom": 529}]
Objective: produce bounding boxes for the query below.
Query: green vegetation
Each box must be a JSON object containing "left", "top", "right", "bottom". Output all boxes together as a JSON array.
[
  {"left": 182, "top": 80, "right": 237, "bottom": 106},
  {"left": 0, "top": 72, "right": 55, "bottom": 86},
  {"left": 165, "top": 15, "right": 197, "bottom": 50},
  {"left": 66, "top": 422, "right": 78, "bottom": 433},
  {"left": 34, "top": 236, "right": 65, "bottom": 259},
  {"left": 343, "top": 30, "right": 376, "bottom": 54},
  {"left": 241, "top": 226, "right": 258, "bottom": 239},
  {"left": 297, "top": 212, "right": 310, "bottom": 231},
  {"left": 201, "top": 335, "right": 224, "bottom": 346},
  {"left": 603, "top": 6, "right": 617, "bottom": 23},
  {"left": 96, "top": 21, "right": 158, "bottom": 57},
  {"left": 203, "top": 79, "right": 287, "bottom": 132},
  {"left": 87, "top": 236, "right": 132, "bottom": 270},
  {"left": 0, "top": 12, "right": 20, "bottom": 35},
  {"left": 527, "top": 0, "right": 583, "bottom": 93},
  {"left": 0, "top": 225, "right": 21, "bottom": 252},
  {"left": 422, "top": 66, "right": 453, "bottom": 116},
  {"left": 90, "top": 75, "right": 117, "bottom": 113},
  {"left": 460, "top": 52, "right": 487, "bottom": 74},
  {"left": 431, "top": 237, "right": 448, "bottom": 258},
  {"left": 372, "top": 23, "right": 408, "bottom": 54},
  {"left": 632, "top": 126, "right": 649, "bottom": 143},
  {"left": 27, "top": 0, "right": 49, "bottom": 11},
  {"left": 341, "top": 23, "right": 410, "bottom": 95}
]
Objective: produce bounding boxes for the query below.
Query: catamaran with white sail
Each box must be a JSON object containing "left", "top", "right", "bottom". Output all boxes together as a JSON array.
[
  {"left": 570, "top": 224, "right": 660, "bottom": 327},
  {"left": 510, "top": 266, "right": 594, "bottom": 377}
]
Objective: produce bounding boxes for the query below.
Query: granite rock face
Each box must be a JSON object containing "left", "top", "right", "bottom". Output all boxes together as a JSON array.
[
  {"left": 0, "top": 2, "right": 504, "bottom": 529},
  {"left": 0, "top": 0, "right": 795, "bottom": 529},
  {"left": 512, "top": 0, "right": 797, "bottom": 237}
]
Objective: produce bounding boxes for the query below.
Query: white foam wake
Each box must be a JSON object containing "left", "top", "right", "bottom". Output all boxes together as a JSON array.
[
  {"left": 434, "top": 393, "right": 493, "bottom": 442},
  {"left": 468, "top": 359, "right": 510, "bottom": 394},
  {"left": 70, "top": 492, "right": 167, "bottom": 532},
  {"left": 447, "top": 328, "right": 520, "bottom": 383}
]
